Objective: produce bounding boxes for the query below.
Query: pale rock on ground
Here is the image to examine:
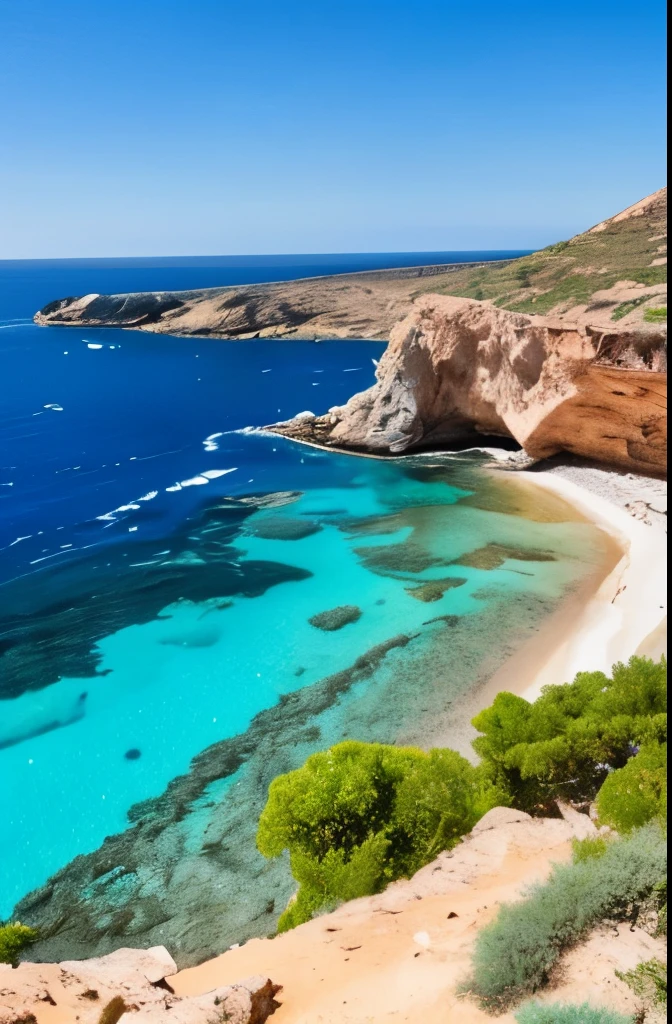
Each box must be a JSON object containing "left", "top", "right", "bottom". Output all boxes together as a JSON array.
[{"left": 0, "top": 946, "right": 279, "bottom": 1024}]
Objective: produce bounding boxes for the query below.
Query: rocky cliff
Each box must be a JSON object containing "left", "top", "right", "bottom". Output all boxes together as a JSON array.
[{"left": 272, "top": 294, "right": 667, "bottom": 475}]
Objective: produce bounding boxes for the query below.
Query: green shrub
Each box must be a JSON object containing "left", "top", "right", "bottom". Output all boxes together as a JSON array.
[
  {"left": 471, "top": 656, "right": 667, "bottom": 812},
  {"left": 0, "top": 922, "right": 39, "bottom": 966},
  {"left": 463, "top": 822, "right": 667, "bottom": 1010},
  {"left": 98, "top": 996, "right": 129, "bottom": 1024},
  {"left": 629, "top": 266, "right": 668, "bottom": 286},
  {"left": 571, "top": 834, "right": 611, "bottom": 864},
  {"left": 515, "top": 1002, "right": 633, "bottom": 1024},
  {"left": 644, "top": 306, "right": 667, "bottom": 323},
  {"left": 616, "top": 957, "right": 667, "bottom": 1007},
  {"left": 596, "top": 743, "right": 667, "bottom": 832},
  {"left": 257, "top": 740, "right": 500, "bottom": 930},
  {"left": 610, "top": 294, "right": 653, "bottom": 321}
]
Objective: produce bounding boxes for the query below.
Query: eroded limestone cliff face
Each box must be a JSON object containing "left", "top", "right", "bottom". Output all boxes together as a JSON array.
[{"left": 272, "top": 294, "right": 667, "bottom": 475}]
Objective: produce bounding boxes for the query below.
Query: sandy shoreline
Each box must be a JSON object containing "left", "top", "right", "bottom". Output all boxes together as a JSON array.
[{"left": 404, "top": 457, "right": 667, "bottom": 757}]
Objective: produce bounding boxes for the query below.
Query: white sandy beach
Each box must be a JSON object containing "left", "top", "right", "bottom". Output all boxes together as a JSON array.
[{"left": 520, "top": 464, "right": 667, "bottom": 694}]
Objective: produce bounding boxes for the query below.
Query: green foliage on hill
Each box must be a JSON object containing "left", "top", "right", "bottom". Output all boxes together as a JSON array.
[
  {"left": 596, "top": 742, "right": 667, "bottom": 832},
  {"left": 463, "top": 822, "right": 667, "bottom": 1010},
  {"left": 257, "top": 657, "right": 666, "bottom": 932},
  {"left": 515, "top": 1001, "right": 633, "bottom": 1024},
  {"left": 256, "top": 740, "right": 501, "bottom": 931},
  {"left": 571, "top": 834, "right": 611, "bottom": 864},
  {"left": 0, "top": 921, "right": 39, "bottom": 966},
  {"left": 471, "top": 656, "right": 667, "bottom": 813},
  {"left": 423, "top": 188, "right": 667, "bottom": 317},
  {"left": 644, "top": 305, "right": 668, "bottom": 323},
  {"left": 616, "top": 956, "right": 667, "bottom": 1008}
]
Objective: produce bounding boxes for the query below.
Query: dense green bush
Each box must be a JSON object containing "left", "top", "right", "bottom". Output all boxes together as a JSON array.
[
  {"left": 463, "top": 822, "right": 666, "bottom": 1010},
  {"left": 257, "top": 740, "right": 500, "bottom": 930},
  {"left": 471, "top": 656, "right": 667, "bottom": 812},
  {"left": 616, "top": 957, "right": 667, "bottom": 1007},
  {"left": 515, "top": 1002, "right": 633, "bottom": 1024},
  {"left": 596, "top": 742, "right": 667, "bottom": 832},
  {"left": 571, "top": 835, "right": 611, "bottom": 864},
  {"left": 0, "top": 922, "right": 38, "bottom": 966}
]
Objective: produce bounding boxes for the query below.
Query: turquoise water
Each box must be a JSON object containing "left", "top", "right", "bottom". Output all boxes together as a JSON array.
[
  {"left": 0, "top": 254, "right": 604, "bottom": 938},
  {"left": 0, "top": 443, "right": 605, "bottom": 916}
]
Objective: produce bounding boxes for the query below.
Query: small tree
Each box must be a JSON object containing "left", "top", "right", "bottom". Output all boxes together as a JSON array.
[
  {"left": 471, "top": 656, "right": 667, "bottom": 812},
  {"left": 257, "top": 740, "right": 498, "bottom": 930},
  {"left": 597, "top": 742, "right": 667, "bottom": 832},
  {"left": 0, "top": 922, "right": 38, "bottom": 966}
]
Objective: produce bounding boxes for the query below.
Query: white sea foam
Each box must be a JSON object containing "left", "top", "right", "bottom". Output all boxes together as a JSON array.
[
  {"left": 201, "top": 468, "right": 237, "bottom": 480},
  {"left": 138, "top": 491, "right": 158, "bottom": 501},
  {"left": 86, "top": 343, "right": 103, "bottom": 350},
  {"left": 343, "top": 368, "right": 362, "bottom": 372},
  {"left": 44, "top": 403, "right": 64, "bottom": 411},
  {"left": 95, "top": 502, "right": 141, "bottom": 522},
  {"left": 180, "top": 475, "right": 210, "bottom": 487}
]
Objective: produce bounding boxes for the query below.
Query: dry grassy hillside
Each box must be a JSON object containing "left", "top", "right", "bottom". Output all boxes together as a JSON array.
[{"left": 429, "top": 186, "right": 667, "bottom": 323}]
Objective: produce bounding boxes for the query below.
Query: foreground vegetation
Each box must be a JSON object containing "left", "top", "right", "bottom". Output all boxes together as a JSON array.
[
  {"left": 514, "top": 1003, "right": 634, "bottom": 1024},
  {"left": 258, "top": 656, "right": 667, "bottom": 929},
  {"left": 257, "top": 742, "right": 502, "bottom": 931},
  {"left": 0, "top": 921, "right": 38, "bottom": 966},
  {"left": 463, "top": 822, "right": 666, "bottom": 1009},
  {"left": 257, "top": 655, "right": 667, "bottom": 1015}
]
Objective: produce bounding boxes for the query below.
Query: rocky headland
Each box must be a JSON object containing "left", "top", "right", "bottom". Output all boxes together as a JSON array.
[
  {"left": 34, "top": 188, "right": 667, "bottom": 476},
  {"left": 272, "top": 294, "right": 667, "bottom": 474}
]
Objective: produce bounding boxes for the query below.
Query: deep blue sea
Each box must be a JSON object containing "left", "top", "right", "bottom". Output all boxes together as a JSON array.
[{"left": 0, "top": 252, "right": 605, "bottom": 930}]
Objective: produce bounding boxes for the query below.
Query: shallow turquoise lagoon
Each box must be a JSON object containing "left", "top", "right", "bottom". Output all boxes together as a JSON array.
[{"left": 0, "top": 441, "right": 606, "bottom": 916}]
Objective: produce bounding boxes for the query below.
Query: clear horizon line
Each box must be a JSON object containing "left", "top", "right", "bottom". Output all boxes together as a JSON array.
[{"left": 0, "top": 248, "right": 537, "bottom": 265}]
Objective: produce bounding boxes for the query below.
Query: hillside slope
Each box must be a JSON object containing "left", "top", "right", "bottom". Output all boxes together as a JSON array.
[
  {"left": 431, "top": 186, "right": 667, "bottom": 322},
  {"left": 34, "top": 188, "right": 667, "bottom": 338}
]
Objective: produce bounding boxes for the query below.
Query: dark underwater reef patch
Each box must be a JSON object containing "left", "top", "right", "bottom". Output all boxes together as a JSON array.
[
  {"left": 354, "top": 541, "right": 448, "bottom": 575},
  {"left": 405, "top": 578, "right": 468, "bottom": 602},
  {"left": 0, "top": 494, "right": 312, "bottom": 701},
  {"left": 308, "top": 605, "right": 362, "bottom": 631},
  {"left": 453, "top": 542, "right": 557, "bottom": 571},
  {"left": 245, "top": 515, "right": 322, "bottom": 541}
]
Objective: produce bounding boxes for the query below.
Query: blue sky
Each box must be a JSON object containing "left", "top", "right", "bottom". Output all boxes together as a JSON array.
[{"left": 0, "top": 0, "right": 667, "bottom": 258}]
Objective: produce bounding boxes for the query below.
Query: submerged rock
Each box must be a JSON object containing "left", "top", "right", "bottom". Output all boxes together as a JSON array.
[
  {"left": 247, "top": 516, "right": 322, "bottom": 541},
  {"left": 355, "top": 542, "right": 447, "bottom": 575},
  {"left": 405, "top": 578, "right": 467, "bottom": 602},
  {"left": 308, "top": 605, "right": 362, "bottom": 631},
  {"left": 454, "top": 543, "right": 557, "bottom": 571}
]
